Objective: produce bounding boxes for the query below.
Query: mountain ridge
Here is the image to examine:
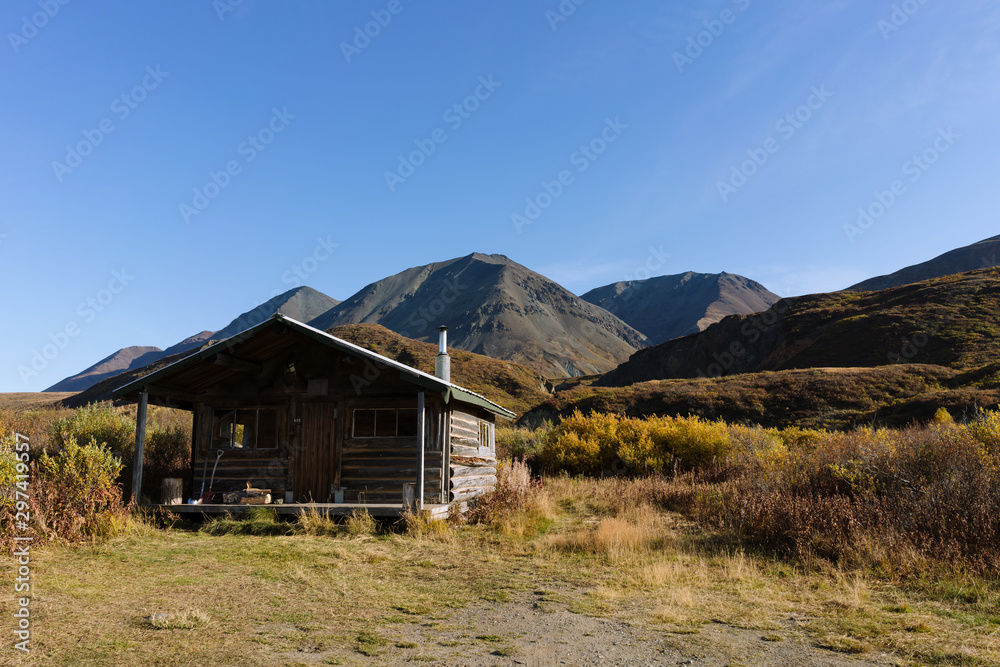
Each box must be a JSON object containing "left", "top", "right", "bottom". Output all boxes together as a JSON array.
[
  {"left": 44, "top": 286, "right": 340, "bottom": 393},
  {"left": 600, "top": 267, "right": 1000, "bottom": 386},
  {"left": 849, "top": 235, "right": 1000, "bottom": 291},
  {"left": 580, "top": 271, "right": 779, "bottom": 345}
]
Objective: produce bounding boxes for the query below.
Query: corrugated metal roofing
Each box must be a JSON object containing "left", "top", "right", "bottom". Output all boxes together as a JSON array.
[{"left": 111, "top": 313, "right": 516, "bottom": 419}]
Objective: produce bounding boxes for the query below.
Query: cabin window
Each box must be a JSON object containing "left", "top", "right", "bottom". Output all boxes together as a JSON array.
[
  {"left": 352, "top": 408, "right": 418, "bottom": 438},
  {"left": 212, "top": 408, "right": 279, "bottom": 450},
  {"left": 480, "top": 421, "right": 494, "bottom": 453}
]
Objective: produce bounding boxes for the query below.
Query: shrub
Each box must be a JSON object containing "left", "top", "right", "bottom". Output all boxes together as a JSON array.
[
  {"left": 496, "top": 424, "right": 551, "bottom": 465},
  {"left": 933, "top": 406, "right": 954, "bottom": 424},
  {"left": 705, "top": 424, "right": 1000, "bottom": 572},
  {"left": 0, "top": 434, "right": 25, "bottom": 552},
  {"left": 526, "top": 411, "right": 1000, "bottom": 573},
  {"left": 540, "top": 411, "right": 621, "bottom": 475},
  {"left": 31, "top": 436, "right": 131, "bottom": 543},
  {"left": 966, "top": 407, "right": 1000, "bottom": 457},
  {"left": 47, "top": 403, "right": 191, "bottom": 501},
  {"left": 49, "top": 404, "right": 134, "bottom": 458},
  {"left": 650, "top": 414, "right": 731, "bottom": 469},
  {"left": 539, "top": 411, "right": 733, "bottom": 476}
]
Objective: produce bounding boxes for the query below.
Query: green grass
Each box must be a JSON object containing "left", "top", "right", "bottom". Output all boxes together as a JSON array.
[{"left": 355, "top": 630, "right": 389, "bottom": 656}]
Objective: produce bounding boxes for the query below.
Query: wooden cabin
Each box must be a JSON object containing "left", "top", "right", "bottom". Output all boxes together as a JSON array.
[{"left": 112, "top": 314, "right": 514, "bottom": 516}]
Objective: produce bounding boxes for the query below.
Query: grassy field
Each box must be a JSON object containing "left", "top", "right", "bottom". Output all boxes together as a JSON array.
[
  {"left": 3, "top": 397, "right": 999, "bottom": 664},
  {"left": 6, "top": 477, "right": 999, "bottom": 666},
  {"left": 0, "top": 393, "right": 76, "bottom": 411}
]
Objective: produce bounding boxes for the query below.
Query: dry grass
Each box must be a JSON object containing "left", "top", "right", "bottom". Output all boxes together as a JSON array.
[
  {"left": 0, "top": 393, "right": 76, "bottom": 411},
  {"left": 144, "top": 609, "right": 210, "bottom": 630},
  {"left": 546, "top": 503, "right": 671, "bottom": 563},
  {"left": 401, "top": 508, "right": 451, "bottom": 540},
  {"left": 293, "top": 505, "right": 340, "bottom": 536},
  {"left": 467, "top": 458, "right": 557, "bottom": 537},
  {"left": 344, "top": 509, "right": 377, "bottom": 537},
  {"left": 16, "top": 474, "right": 1000, "bottom": 665}
]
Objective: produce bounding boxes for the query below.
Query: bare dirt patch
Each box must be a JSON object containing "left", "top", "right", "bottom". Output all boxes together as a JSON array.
[{"left": 298, "top": 589, "right": 897, "bottom": 666}]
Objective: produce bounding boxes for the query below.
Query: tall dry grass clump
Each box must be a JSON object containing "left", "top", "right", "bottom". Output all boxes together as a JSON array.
[
  {"left": 546, "top": 502, "right": 674, "bottom": 564},
  {"left": 294, "top": 506, "right": 340, "bottom": 536},
  {"left": 695, "top": 419, "right": 1000, "bottom": 572},
  {"left": 201, "top": 507, "right": 293, "bottom": 536},
  {"left": 468, "top": 458, "right": 554, "bottom": 536}
]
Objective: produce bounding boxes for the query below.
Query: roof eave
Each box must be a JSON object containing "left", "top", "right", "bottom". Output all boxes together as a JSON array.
[{"left": 111, "top": 313, "right": 516, "bottom": 419}]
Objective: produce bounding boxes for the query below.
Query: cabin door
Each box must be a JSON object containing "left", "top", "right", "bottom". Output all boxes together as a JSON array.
[{"left": 294, "top": 403, "right": 339, "bottom": 502}]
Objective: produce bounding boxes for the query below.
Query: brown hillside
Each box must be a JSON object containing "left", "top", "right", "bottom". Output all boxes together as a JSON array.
[
  {"left": 526, "top": 364, "right": 1000, "bottom": 430},
  {"left": 323, "top": 324, "right": 550, "bottom": 415},
  {"left": 0, "top": 392, "right": 77, "bottom": 410}
]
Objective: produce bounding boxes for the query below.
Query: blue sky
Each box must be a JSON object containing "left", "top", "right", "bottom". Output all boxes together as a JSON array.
[{"left": 2, "top": 0, "right": 998, "bottom": 392}]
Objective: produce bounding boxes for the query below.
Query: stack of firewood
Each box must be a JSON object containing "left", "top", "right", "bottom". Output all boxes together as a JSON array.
[{"left": 222, "top": 484, "right": 272, "bottom": 505}]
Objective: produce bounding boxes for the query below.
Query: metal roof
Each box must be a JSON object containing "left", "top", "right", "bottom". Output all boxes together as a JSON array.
[{"left": 111, "top": 314, "right": 516, "bottom": 419}]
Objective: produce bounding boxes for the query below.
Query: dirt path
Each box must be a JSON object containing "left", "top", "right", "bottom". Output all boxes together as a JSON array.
[{"left": 282, "top": 589, "right": 899, "bottom": 666}]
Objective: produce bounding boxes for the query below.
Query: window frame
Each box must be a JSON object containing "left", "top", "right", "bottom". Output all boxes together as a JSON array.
[
  {"left": 351, "top": 407, "right": 419, "bottom": 439},
  {"left": 211, "top": 407, "right": 281, "bottom": 451}
]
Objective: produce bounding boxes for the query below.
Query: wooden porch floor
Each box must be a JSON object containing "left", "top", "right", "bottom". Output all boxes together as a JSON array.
[{"left": 150, "top": 502, "right": 451, "bottom": 519}]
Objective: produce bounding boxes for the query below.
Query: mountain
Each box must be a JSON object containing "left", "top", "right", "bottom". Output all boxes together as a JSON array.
[
  {"left": 849, "top": 235, "right": 1000, "bottom": 291},
  {"left": 580, "top": 272, "right": 780, "bottom": 345},
  {"left": 162, "top": 330, "right": 215, "bottom": 356},
  {"left": 44, "top": 329, "right": 215, "bottom": 393},
  {"left": 45, "top": 346, "right": 162, "bottom": 393},
  {"left": 309, "top": 253, "right": 647, "bottom": 378},
  {"left": 46, "top": 287, "right": 339, "bottom": 394},
  {"left": 64, "top": 324, "right": 551, "bottom": 415},
  {"left": 208, "top": 286, "right": 341, "bottom": 342},
  {"left": 600, "top": 267, "right": 1000, "bottom": 386}
]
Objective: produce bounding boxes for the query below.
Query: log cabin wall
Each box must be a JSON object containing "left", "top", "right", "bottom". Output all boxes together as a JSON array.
[
  {"left": 449, "top": 408, "right": 498, "bottom": 504},
  {"left": 192, "top": 402, "right": 291, "bottom": 499},
  {"left": 339, "top": 397, "right": 445, "bottom": 504}
]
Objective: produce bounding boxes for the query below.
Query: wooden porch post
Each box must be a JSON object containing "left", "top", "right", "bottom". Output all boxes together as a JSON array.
[
  {"left": 131, "top": 390, "right": 148, "bottom": 503},
  {"left": 417, "top": 391, "right": 425, "bottom": 511}
]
